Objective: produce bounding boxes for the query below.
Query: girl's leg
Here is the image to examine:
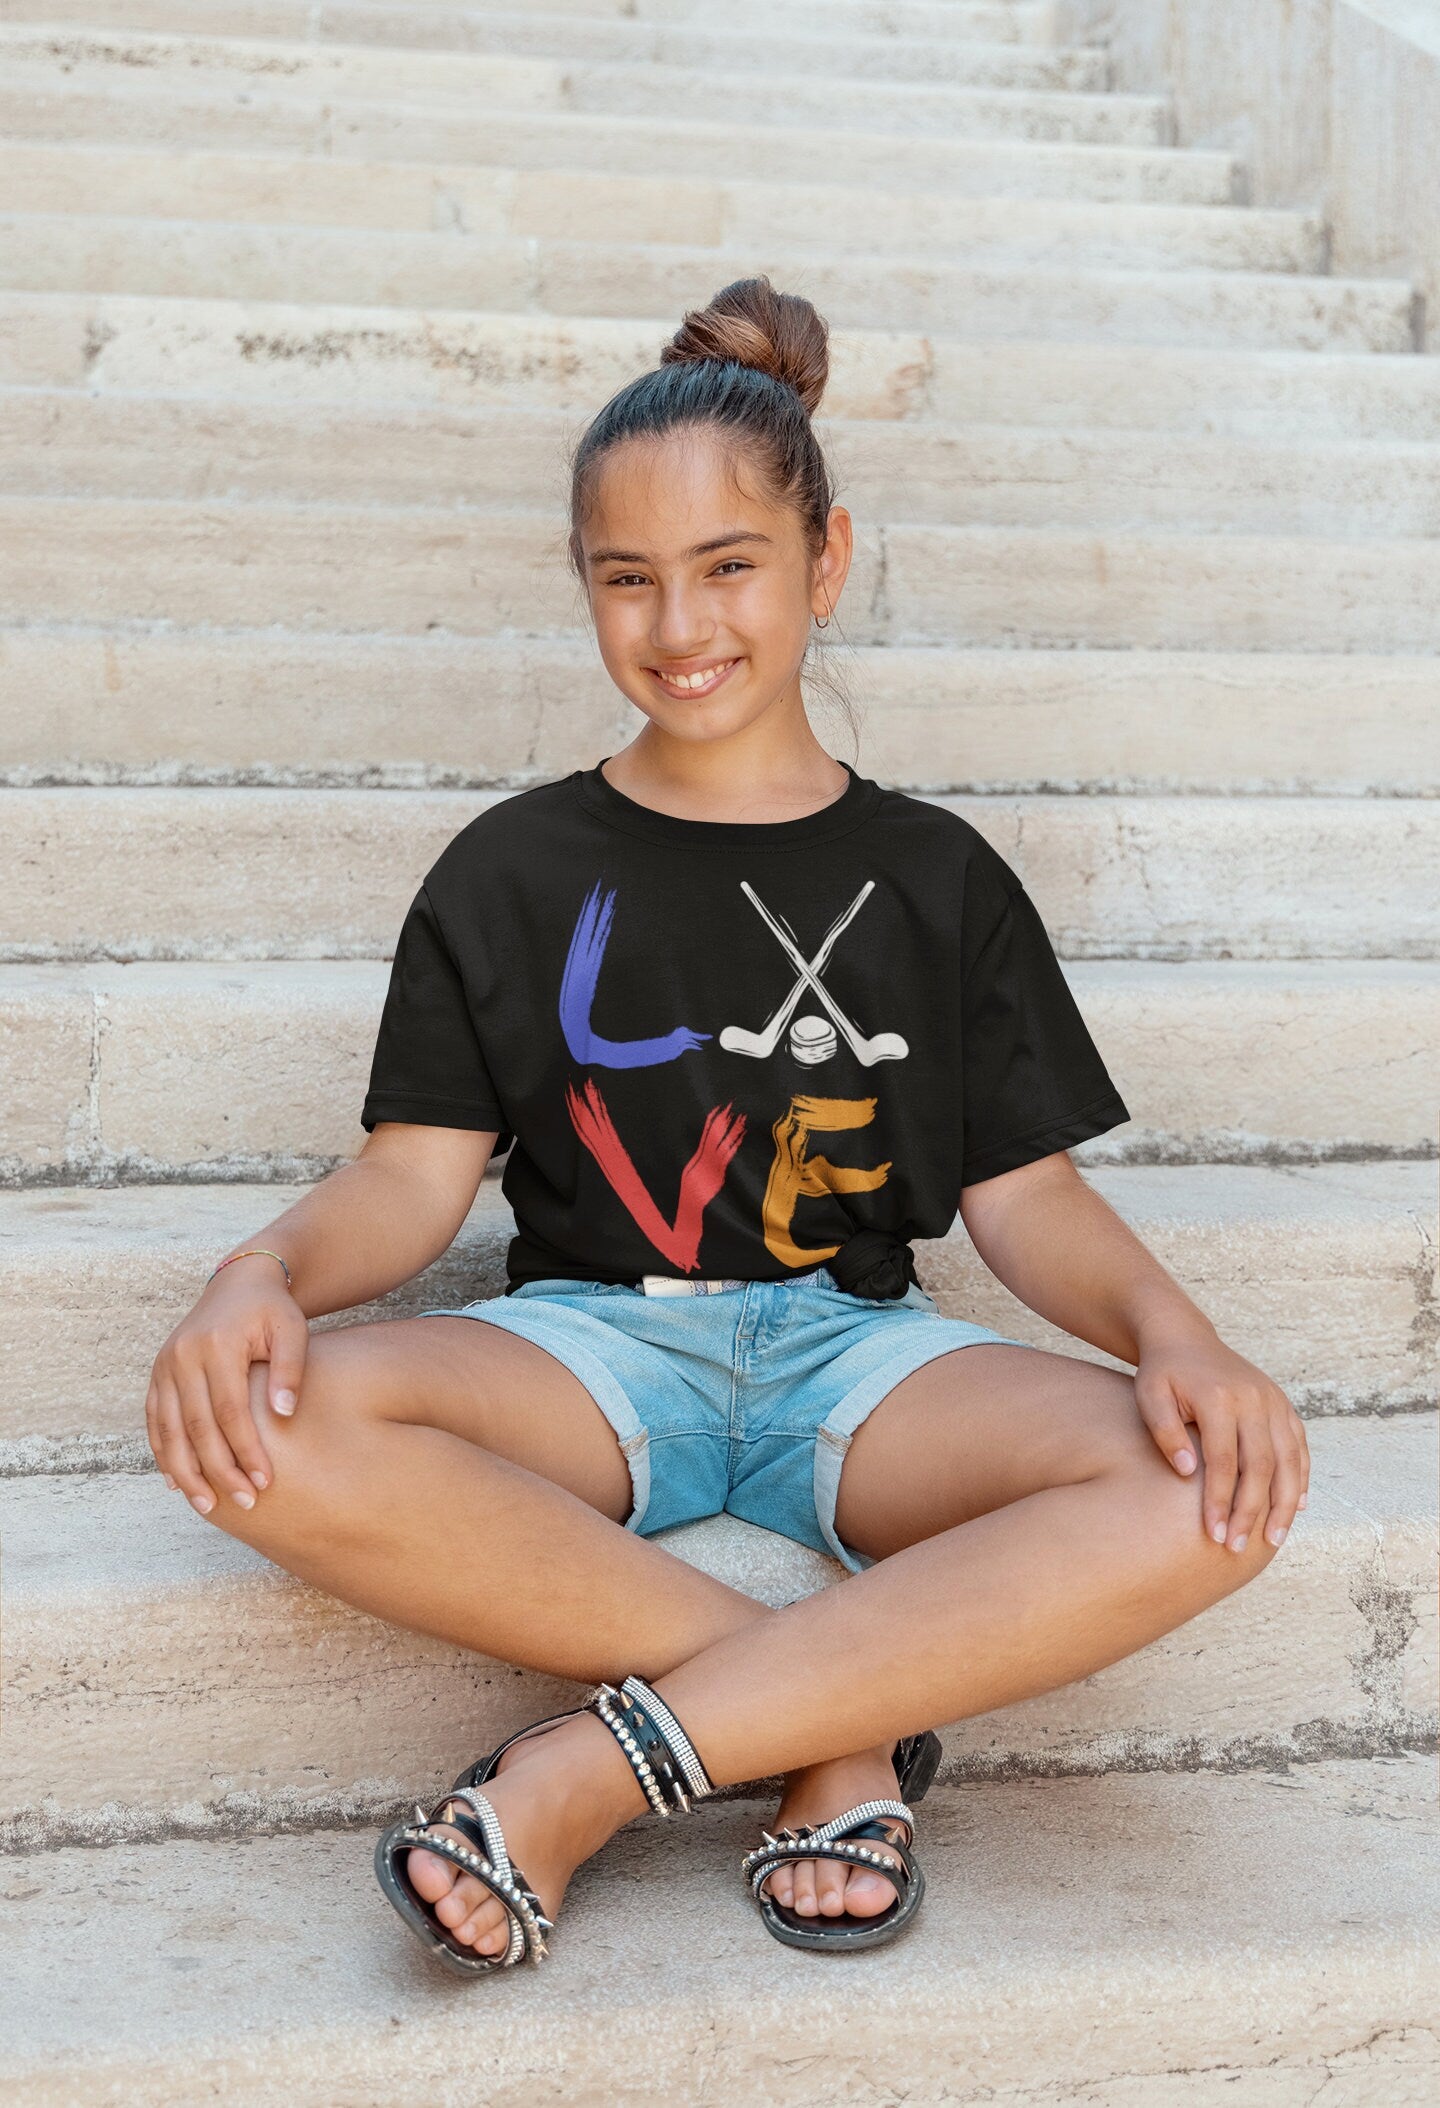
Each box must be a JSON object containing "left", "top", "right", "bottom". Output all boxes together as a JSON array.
[
  {"left": 205, "top": 1313, "right": 771, "bottom": 1951},
  {"left": 449, "top": 1342, "right": 1282, "bottom": 1948}
]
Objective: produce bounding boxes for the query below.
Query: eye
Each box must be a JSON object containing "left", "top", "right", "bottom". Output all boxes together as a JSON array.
[
  {"left": 713, "top": 559, "right": 752, "bottom": 576},
  {"left": 605, "top": 573, "right": 650, "bottom": 588}
]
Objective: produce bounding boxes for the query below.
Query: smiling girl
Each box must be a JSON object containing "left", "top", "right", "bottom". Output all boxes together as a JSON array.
[{"left": 145, "top": 276, "right": 1309, "bottom": 1970}]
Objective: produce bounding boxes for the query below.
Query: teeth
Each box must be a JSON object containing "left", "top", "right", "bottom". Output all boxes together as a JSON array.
[{"left": 656, "top": 659, "right": 734, "bottom": 691}]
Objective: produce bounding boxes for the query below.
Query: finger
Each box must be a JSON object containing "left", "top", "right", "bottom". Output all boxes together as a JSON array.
[
  {"left": 206, "top": 1354, "right": 270, "bottom": 1504},
  {"left": 1198, "top": 1416, "right": 1238, "bottom": 1546},
  {"left": 266, "top": 1311, "right": 309, "bottom": 1419},
  {"left": 1134, "top": 1371, "right": 1198, "bottom": 1477},
  {"left": 1225, "top": 1422, "right": 1275, "bottom": 1553},
  {"left": 1264, "top": 1425, "right": 1304, "bottom": 1547},
  {"left": 145, "top": 1379, "right": 178, "bottom": 1490},
  {"left": 155, "top": 1378, "right": 210, "bottom": 1514},
  {"left": 174, "top": 1353, "right": 252, "bottom": 1515}
]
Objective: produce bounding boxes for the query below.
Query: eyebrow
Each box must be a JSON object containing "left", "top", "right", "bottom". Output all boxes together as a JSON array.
[{"left": 585, "top": 531, "right": 775, "bottom": 567}]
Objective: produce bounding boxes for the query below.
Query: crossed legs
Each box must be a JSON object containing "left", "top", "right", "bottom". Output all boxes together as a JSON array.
[{"left": 205, "top": 1314, "right": 1279, "bottom": 1953}]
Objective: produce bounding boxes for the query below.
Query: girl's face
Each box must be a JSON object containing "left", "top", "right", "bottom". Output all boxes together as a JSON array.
[{"left": 578, "top": 428, "right": 852, "bottom": 743}]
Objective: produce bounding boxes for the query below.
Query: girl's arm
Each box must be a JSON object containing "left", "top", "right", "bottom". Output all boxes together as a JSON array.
[
  {"left": 959, "top": 1150, "right": 1309, "bottom": 1555},
  {"left": 145, "top": 1121, "right": 495, "bottom": 1516}
]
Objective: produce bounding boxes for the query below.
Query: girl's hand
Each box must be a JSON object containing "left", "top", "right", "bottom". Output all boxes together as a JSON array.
[
  {"left": 1134, "top": 1333, "right": 1309, "bottom": 1553},
  {"left": 144, "top": 1262, "right": 308, "bottom": 1516}
]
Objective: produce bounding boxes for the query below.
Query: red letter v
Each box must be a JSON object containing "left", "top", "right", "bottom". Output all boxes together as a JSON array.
[{"left": 565, "top": 1077, "right": 746, "bottom": 1272}]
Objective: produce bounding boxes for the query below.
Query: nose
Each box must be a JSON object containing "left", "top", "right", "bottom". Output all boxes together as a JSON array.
[{"left": 649, "top": 580, "right": 716, "bottom": 658}]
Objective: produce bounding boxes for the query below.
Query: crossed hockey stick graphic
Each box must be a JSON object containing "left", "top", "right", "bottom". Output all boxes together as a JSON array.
[{"left": 719, "top": 879, "right": 909, "bottom": 1066}]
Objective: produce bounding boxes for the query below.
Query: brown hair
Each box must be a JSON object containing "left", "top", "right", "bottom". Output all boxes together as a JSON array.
[{"left": 567, "top": 274, "right": 836, "bottom": 578}]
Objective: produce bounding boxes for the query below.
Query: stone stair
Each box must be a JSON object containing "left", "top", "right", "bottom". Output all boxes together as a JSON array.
[{"left": 0, "top": 0, "right": 1435, "bottom": 2097}]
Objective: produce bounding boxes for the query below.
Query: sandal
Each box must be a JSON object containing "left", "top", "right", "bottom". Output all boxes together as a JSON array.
[
  {"left": 741, "top": 1728, "right": 942, "bottom": 1953},
  {"left": 373, "top": 1673, "right": 715, "bottom": 1975}
]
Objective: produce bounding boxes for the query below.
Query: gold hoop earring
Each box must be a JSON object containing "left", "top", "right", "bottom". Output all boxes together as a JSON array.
[{"left": 815, "top": 608, "right": 831, "bottom": 629}]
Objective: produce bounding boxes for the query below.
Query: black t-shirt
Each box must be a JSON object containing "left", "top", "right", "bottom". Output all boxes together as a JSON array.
[{"left": 361, "top": 759, "right": 1130, "bottom": 1293}]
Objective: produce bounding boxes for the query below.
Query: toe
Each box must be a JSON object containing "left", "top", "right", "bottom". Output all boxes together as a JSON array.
[
  {"left": 790, "top": 1859, "right": 820, "bottom": 1918},
  {"left": 815, "top": 1859, "right": 851, "bottom": 1917},
  {"left": 434, "top": 1871, "right": 489, "bottom": 1930},
  {"left": 765, "top": 1864, "right": 795, "bottom": 1908},
  {"left": 455, "top": 1893, "right": 513, "bottom": 1956},
  {"left": 405, "top": 1839, "right": 461, "bottom": 1907},
  {"left": 842, "top": 1863, "right": 900, "bottom": 1918}
]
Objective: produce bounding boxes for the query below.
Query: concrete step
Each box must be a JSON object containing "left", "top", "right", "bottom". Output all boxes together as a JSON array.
[
  {"left": 0, "top": 76, "right": 1233, "bottom": 202},
  {"left": 7, "top": 499, "right": 1440, "bottom": 648},
  {"left": 1, "top": 1763, "right": 1434, "bottom": 2104},
  {"left": 0, "top": 142, "right": 1317, "bottom": 271},
  {"left": 7, "top": 629, "right": 1439, "bottom": 796},
  {"left": 1, "top": 1418, "right": 1433, "bottom": 1840},
  {"left": 0, "top": 30, "right": 1166, "bottom": 144},
  {"left": 10, "top": 391, "right": 1440, "bottom": 537},
  {"left": 3, "top": 1165, "right": 1431, "bottom": 1457},
  {"left": 4, "top": 958, "right": 1434, "bottom": 1185},
  {"left": 0, "top": 0, "right": 1080, "bottom": 73},
  {"left": 3, "top": 787, "right": 1438, "bottom": 963},
  {"left": 22, "top": 0, "right": 1068, "bottom": 48},
  {"left": 18, "top": 297, "right": 1440, "bottom": 441},
  {"left": 0, "top": 8, "right": 1110, "bottom": 88},
  {"left": 0, "top": 218, "right": 1413, "bottom": 353}
]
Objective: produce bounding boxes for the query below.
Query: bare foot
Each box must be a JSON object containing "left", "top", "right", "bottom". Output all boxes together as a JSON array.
[
  {"left": 401, "top": 1711, "right": 645, "bottom": 1958},
  {"left": 760, "top": 1744, "right": 909, "bottom": 1921}
]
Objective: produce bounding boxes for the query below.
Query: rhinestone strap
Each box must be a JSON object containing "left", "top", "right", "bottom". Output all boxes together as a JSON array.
[
  {"left": 588, "top": 1684, "right": 674, "bottom": 1817},
  {"left": 619, "top": 1676, "right": 715, "bottom": 1805}
]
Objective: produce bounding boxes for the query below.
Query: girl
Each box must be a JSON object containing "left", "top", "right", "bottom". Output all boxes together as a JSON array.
[{"left": 145, "top": 276, "right": 1308, "bottom": 1971}]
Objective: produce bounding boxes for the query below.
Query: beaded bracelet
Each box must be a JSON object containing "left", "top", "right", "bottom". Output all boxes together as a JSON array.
[{"left": 207, "top": 1249, "right": 293, "bottom": 1291}]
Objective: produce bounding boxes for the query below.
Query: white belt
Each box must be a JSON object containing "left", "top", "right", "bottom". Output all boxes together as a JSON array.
[
  {"left": 640, "top": 1273, "right": 748, "bottom": 1296},
  {"left": 639, "top": 1269, "right": 823, "bottom": 1296}
]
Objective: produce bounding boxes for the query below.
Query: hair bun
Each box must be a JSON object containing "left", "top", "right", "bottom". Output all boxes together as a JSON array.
[{"left": 660, "top": 275, "right": 829, "bottom": 417}]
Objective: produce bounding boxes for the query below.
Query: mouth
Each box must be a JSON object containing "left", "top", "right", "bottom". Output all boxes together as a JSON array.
[{"left": 646, "top": 656, "right": 742, "bottom": 701}]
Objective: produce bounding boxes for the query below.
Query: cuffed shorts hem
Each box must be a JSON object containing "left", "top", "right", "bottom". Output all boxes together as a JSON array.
[{"left": 427, "top": 1269, "right": 1024, "bottom": 1571}]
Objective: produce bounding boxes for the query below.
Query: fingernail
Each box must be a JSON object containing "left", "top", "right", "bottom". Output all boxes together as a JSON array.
[
  {"left": 1230, "top": 1533, "right": 1247, "bottom": 1553},
  {"left": 273, "top": 1391, "right": 296, "bottom": 1416},
  {"left": 1210, "top": 1520, "right": 1226, "bottom": 1543},
  {"left": 1268, "top": 1526, "right": 1288, "bottom": 1547},
  {"left": 1174, "top": 1449, "right": 1196, "bottom": 1474},
  {"left": 163, "top": 1473, "right": 177, "bottom": 1491},
  {"left": 232, "top": 1487, "right": 256, "bottom": 1510},
  {"left": 1298, "top": 1492, "right": 1308, "bottom": 1510},
  {"left": 250, "top": 1471, "right": 268, "bottom": 1490},
  {"left": 191, "top": 1492, "right": 214, "bottom": 1515}
]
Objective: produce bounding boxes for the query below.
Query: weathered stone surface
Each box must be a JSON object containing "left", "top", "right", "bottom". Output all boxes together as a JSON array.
[
  {"left": 0, "top": 216, "right": 1408, "bottom": 347},
  {"left": 0, "top": 141, "right": 1313, "bottom": 265},
  {"left": 0, "top": 1761, "right": 1434, "bottom": 2105},
  {"left": 0, "top": 27, "right": 1166, "bottom": 143},
  {"left": 16, "top": 391, "right": 1440, "bottom": 538},
  {"left": 2, "top": 788, "right": 1437, "bottom": 959},
  {"left": 6, "top": 631, "right": 1436, "bottom": 796},
  {"left": 1, "top": 1164, "right": 1431, "bottom": 1447}
]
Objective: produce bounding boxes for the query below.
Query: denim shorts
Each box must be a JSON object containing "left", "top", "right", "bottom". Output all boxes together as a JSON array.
[{"left": 433, "top": 1265, "right": 1019, "bottom": 1572}]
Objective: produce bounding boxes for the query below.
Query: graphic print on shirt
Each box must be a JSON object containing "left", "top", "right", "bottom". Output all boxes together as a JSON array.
[
  {"left": 560, "top": 875, "right": 906, "bottom": 1272},
  {"left": 560, "top": 879, "right": 711, "bottom": 1067},
  {"left": 721, "top": 879, "right": 909, "bottom": 1067}
]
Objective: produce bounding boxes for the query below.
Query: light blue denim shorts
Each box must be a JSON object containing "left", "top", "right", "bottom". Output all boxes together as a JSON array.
[{"left": 434, "top": 1265, "right": 1019, "bottom": 1572}]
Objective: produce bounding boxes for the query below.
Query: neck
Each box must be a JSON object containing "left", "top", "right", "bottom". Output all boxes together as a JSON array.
[{"left": 601, "top": 711, "right": 851, "bottom": 827}]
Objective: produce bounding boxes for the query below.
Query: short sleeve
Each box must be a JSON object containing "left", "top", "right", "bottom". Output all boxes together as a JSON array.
[
  {"left": 960, "top": 886, "right": 1129, "bottom": 1186},
  {"left": 361, "top": 885, "right": 512, "bottom": 1151}
]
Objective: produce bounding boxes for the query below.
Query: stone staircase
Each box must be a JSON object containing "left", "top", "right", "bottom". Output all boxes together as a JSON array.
[{"left": 0, "top": 0, "right": 1436, "bottom": 2098}]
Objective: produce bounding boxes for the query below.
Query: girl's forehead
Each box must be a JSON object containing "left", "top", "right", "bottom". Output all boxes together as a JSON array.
[{"left": 584, "top": 431, "right": 783, "bottom": 543}]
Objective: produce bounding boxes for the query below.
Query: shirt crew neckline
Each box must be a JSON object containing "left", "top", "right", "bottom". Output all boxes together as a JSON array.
[{"left": 569, "top": 755, "right": 885, "bottom": 850}]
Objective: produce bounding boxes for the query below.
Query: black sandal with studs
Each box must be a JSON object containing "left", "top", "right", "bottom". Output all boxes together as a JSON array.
[
  {"left": 373, "top": 1674, "right": 715, "bottom": 1975},
  {"left": 741, "top": 1728, "right": 941, "bottom": 1953}
]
